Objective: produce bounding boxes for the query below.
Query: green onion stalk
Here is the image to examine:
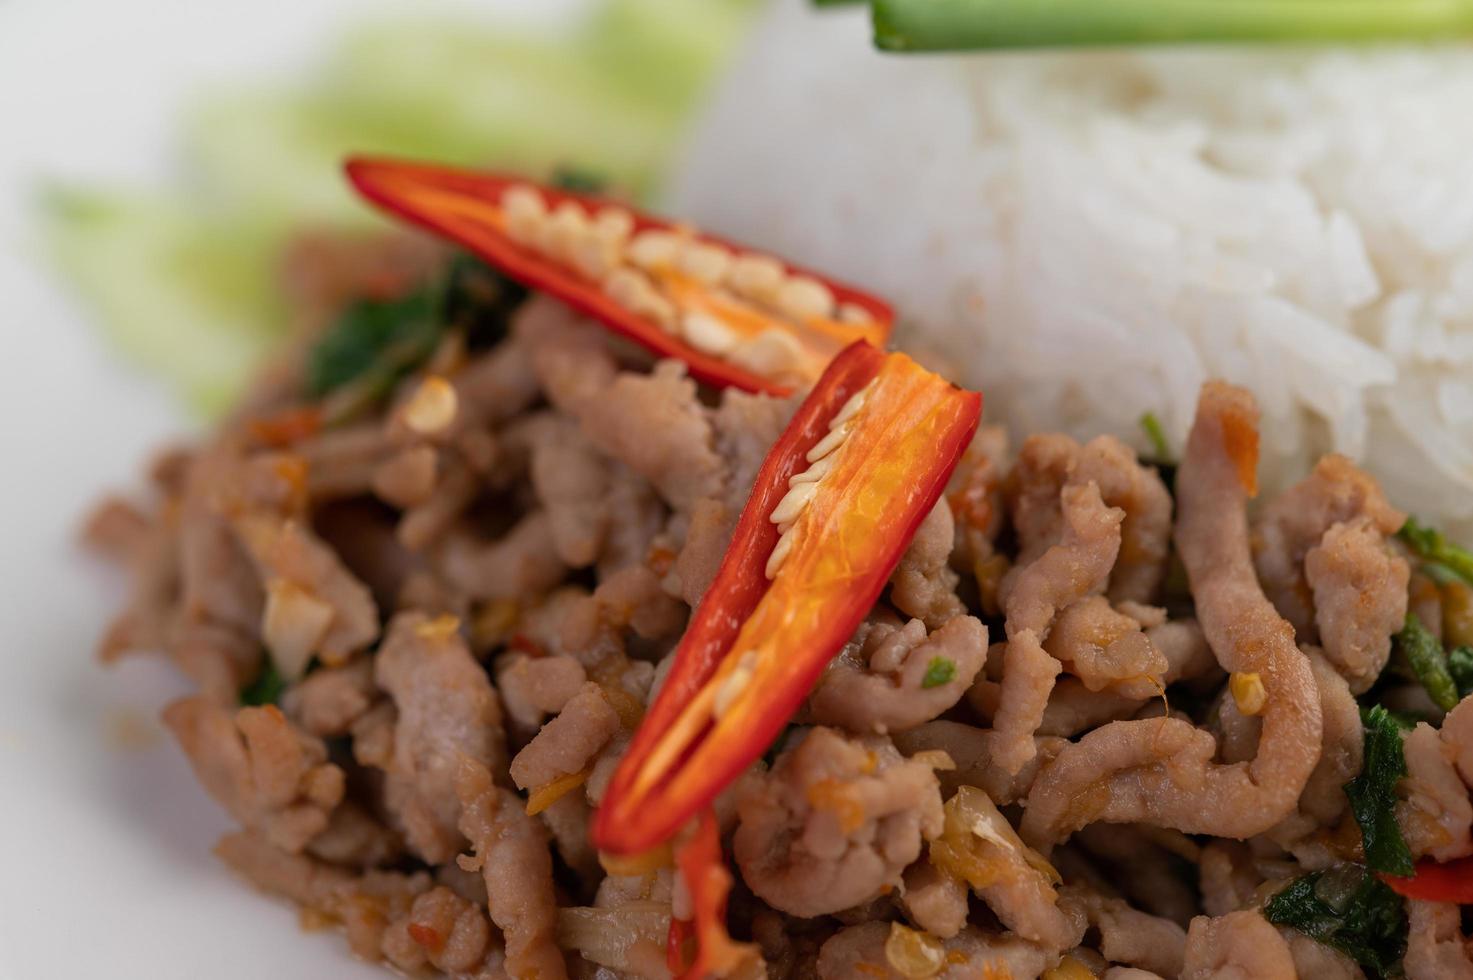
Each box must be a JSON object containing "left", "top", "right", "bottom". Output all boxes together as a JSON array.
[{"left": 871, "top": 0, "right": 1473, "bottom": 52}]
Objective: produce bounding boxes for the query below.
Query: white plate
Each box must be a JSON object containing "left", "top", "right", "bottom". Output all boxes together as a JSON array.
[{"left": 0, "top": 2, "right": 584, "bottom": 976}]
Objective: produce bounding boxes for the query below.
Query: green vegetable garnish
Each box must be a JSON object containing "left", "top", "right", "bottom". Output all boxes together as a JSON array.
[
  {"left": 1396, "top": 612, "right": 1460, "bottom": 712},
  {"left": 1399, "top": 516, "right": 1473, "bottom": 587},
  {"left": 306, "top": 288, "right": 439, "bottom": 399},
  {"left": 921, "top": 657, "right": 956, "bottom": 689},
  {"left": 1264, "top": 864, "right": 1407, "bottom": 977},
  {"left": 1345, "top": 705, "right": 1414, "bottom": 877},
  {"left": 550, "top": 165, "right": 610, "bottom": 194},
  {"left": 871, "top": 0, "right": 1473, "bottom": 52},
  {"left": 1449, "top": 646, "right": 1473, "bottom": 699},
  {"left": 1140, "top": 411, "right": 1171, "bottom": 463},
  {"left": 240, "top": 660, "right": 287, "bottom": 707},
  {"left": 440, "top": 252, "right": 527, "bottom": 350}
]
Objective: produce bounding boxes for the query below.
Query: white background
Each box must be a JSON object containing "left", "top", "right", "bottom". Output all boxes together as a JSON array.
[{"left": 0, "top": 2, "right": 583, "bottom": 976}]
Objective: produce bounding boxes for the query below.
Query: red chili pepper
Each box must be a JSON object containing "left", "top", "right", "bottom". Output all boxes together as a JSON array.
[
  {"left": 591, "top": 341, "right": 981, "bottom": 855},
  {"left": 344, "top": 156, "right": 892, "bottom": 396},
  {"left": 668, "top": 810, "right": 752, "bottom": 980},
  {"left": 1381, "top": 856, "right": 1473, "bottom": 904}
]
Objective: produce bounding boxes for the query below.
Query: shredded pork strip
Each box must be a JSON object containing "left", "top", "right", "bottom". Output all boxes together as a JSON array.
[{"left": 1022, "top": 383, "right": 1322, "bottom": 846}]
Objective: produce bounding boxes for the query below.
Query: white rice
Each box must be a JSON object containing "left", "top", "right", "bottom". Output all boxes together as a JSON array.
[{"left": 671, "top": 0, "right": 1473, "bottom": 536}]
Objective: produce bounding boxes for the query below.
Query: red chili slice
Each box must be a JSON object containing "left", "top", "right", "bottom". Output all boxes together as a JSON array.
[
  {"left": 1381, "top": 856, "right": 1473, "bottom": 904},
  {"left": 667, "top": 810, "right": 752, "bottom": 980},
  {"left": 344, "top": 156, "right": 893, "bottom": 396},
  {"left": 591, "top": 341, "right": 981, "bottom": 856}
]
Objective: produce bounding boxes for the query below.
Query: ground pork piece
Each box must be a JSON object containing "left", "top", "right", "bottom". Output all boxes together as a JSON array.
[
  {"left": 164, "top": 699, "right": 344, "bottom": 853},
  {"left": 281, "top": 658, "right": 377, "bottom": 737},
  {"left": 1007, "top": 433, "right": 1079, "bottom": 567},
  {"left": 1182, "top": 910, "right": 1295, "bottom": 980},
  {"left": 1003, "top": 434, "right": 1171, "bottom": 607},
  {"left": 334, "top": 868, "right": 436, "bottom": 966},
  {"left": 397, "top": 452, "right": 481, "bottom": 552},
  {"left": 298, "top": 422, "right": 396, "bottom": 501},
  {"left": 1148, "top": 618, "right": 1218, "bottom": 684},
  {"left": 171, "top": 618, "right": 262, "bottom": 704},
  {"left": 816, "top": 922, "right": 1055, "bottom": 980},
  {"left": 509, "top": 683, "right": 621, "bottom": 792},
  {"left": 1003, "top": 481, "right": 1123, "bottom": 637},
  {"left": 985, "top": 480, "right": 1122, "bottom": 774},
  {"left": 890, "top": 500, "right": 967, "bottom": 629},
  {"left": 948, "top": 425, "right": 1010, "bottom": 587},
  {"left": 1398, "top": 721, "right": 1473, "bottom": 862},
  {"left": 901, "top": 861, "right": 969, "bottom": 939},
  {"left": 456, "top": 758, "right": 568, "bottom": 980},
  {"left": 453, "top": 335, "right": 542, "bottom": 429},
  {"left": 1060, "top": 885, "right": 1186, "bottom": 976},
  {"left": 670, "top": 497, "right": 733, "bottom": 607},
  {"left": 528, "top": 415, "right": 612, "bottom": 568},
  {"left": 893, "top": 720, "right": 1065, "bottom": 805},
  {"left": 1405, "top": 899, "right": 1473, "bottom": 980},
  {"left": 438, "top": 510, "right": 570, "bottom": 602},
  {"left": 578, "top": 360, "right": 726, "bottom": 513},
  {"left": 371, "top": 444, "right": 439, "bottom": 509},
  {"left": 1022, "top": 383, "right": 1322, "bottom": 847},
  {"left": 598, "top": 463, "right": 667, "bottom": 580},
  {"left": 1073, "top": 824, "right": 1199, "bottom": 927},
  {"left": 495, "top": 653, "right": 588, "bottom": 736},
  {"left": 932, "top": 787, "right": 1085, "bottom": 950},
  {"left": 579, "top": 563, "right": 687, "bottom": 645},
  {"left": 1280, "top": 929, "right": 1366, "bottom": 980},
  {"left": 1268, "top": 648, "right": 1363, "bottom": 859},
  {"left": 375, "top": 612, "right": 507, "bottom": 864},
  {"left": 1045, "top": 596, "right": 1166, "bottom": 697},
  {"left": 515, "top": 296, "right": 619, "bottom": 414},
  {"left": 96, "top": 504, "right": 182, "bottom": 663},
  {"left": 214, "top": 830, "right": 354, "bottom": 909},
  {"left": 306, "top": 802, "right": 402, "bottom": 867},
  {"left": 1103, "top": 970, "right": 1166, "bottom": 980},
  {"left": 538, "top": 790, "right": 602, "bottom": 886},
  {"left": 1036, "top": 679, "right": 1151, "bottom": 738},
  {"left": 1303, "top": 517, "right": 1409, "bottom": 693},
  {"left": 712, "top": 385, "right": 796, "bottom": 511},
  {"left": 82, "top": 495, "right": 153, "bottom": 562},
  {"left": 1073, "top": 436, "right": 1174, "bottom": 605},
  {"left": 1197, "top": 841, "right": 1259, "bottom": 917},
  {"left": 1252, "top": 453, "right": 1406, "bottom": 642},
  {"left": 807, "top": 614, "right": 988, "bottom": 735},
  {"left": 1445, "top": 695, "right": 1473, "bottom": 789},
  {"left": 231, "top": 511, "right": 379, "bottom": 666},
  {"left": 733, "top": 728, "right": 944, "bottom": 918},
  {"left": 404, "top": 885, "right": 495, "bottom": 975}
]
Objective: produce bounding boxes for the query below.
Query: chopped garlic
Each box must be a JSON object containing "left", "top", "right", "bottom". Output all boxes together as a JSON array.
[
  {"left": 402, "top": 375, "right": 458, "bottom": 437},
  {"left": 262, "top": 579, "right": 333, "bottom": 681},
  {"left": 1230, "top": 671, "right": 1267, "bottom": 716}
]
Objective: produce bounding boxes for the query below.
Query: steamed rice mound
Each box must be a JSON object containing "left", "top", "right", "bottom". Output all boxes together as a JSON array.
[{"left": 672, "top": 1, "right": 1473, "bottom": 539}]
